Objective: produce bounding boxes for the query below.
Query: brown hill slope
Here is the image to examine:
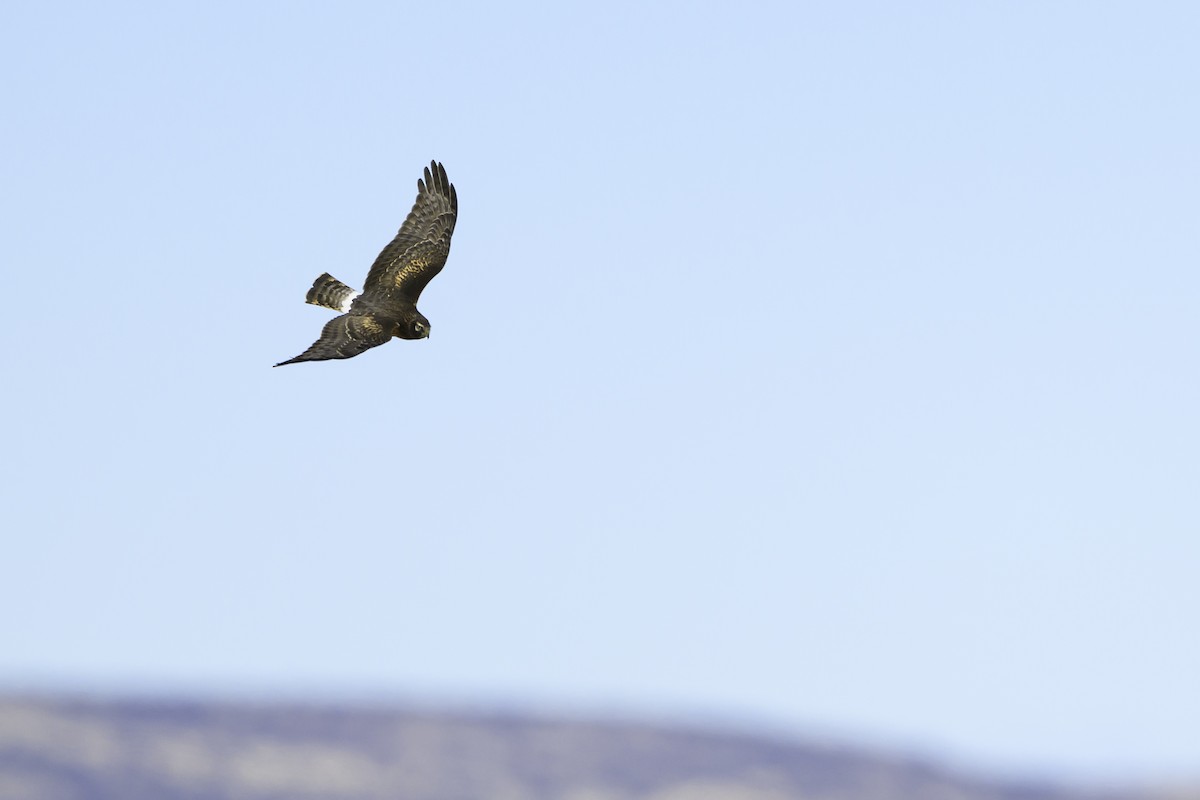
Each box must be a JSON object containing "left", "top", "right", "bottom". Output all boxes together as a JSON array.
[{"left": 0, "top": 695, "right": 1187, "bottom": 800}]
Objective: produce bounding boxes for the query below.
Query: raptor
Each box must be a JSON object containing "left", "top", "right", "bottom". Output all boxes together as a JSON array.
[{"left": 275, "top": 160, "right": 457, "bottom": 366}]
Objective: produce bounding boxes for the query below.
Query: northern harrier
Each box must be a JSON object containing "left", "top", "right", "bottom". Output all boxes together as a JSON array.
[{"left": 275, "top": 160, "right": 458, "bottom": 367}]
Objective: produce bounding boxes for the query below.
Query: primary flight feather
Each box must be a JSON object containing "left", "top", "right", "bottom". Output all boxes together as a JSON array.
[{"left": 275, "top": 160, "right": 458, "bottom": 367}]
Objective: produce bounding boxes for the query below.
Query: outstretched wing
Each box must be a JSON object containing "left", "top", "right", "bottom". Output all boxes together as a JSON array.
[
  {"left": 274, "top": 314, "right": 394, "bottom": 367},
  {"left": 361, "top": 160, "right": 458, "bottom": 304}
]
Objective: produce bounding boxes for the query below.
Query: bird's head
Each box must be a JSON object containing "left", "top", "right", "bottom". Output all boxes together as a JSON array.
[{"left": 394, "top": 311, "right": 431, "bottom": 340}]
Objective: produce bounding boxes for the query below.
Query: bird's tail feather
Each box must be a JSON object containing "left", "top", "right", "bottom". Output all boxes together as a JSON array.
[{"left": 306, "top": 273, "right": 361, "bottom": 312}]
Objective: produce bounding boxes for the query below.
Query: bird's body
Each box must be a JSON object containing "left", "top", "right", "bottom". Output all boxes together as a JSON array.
[{"left": 275, "top": 160, "right": 457, "bottom": 367}]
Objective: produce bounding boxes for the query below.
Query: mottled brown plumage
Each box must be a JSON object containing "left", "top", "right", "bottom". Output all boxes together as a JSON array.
[{"left": 275, "top": 160, "right": 458, "bottom": 367}]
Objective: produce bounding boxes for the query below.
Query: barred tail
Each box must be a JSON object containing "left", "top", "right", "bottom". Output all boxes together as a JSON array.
[{"left": 306, "top": 273, "right": 361, "bottom": 312}]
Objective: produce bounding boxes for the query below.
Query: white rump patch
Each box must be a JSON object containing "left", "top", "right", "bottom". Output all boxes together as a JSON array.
[{"left": 338, "top": 291, "right": 361, "bottom": 312}]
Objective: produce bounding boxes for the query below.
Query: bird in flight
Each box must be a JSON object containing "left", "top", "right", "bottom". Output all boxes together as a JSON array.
[{"left": 275, "top": 160, "right": 458, "bottom": 367}]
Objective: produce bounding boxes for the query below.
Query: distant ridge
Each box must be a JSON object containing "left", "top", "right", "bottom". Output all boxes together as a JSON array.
[{"left": 0, "top": 694, "right": 1183, "bottom": 800}]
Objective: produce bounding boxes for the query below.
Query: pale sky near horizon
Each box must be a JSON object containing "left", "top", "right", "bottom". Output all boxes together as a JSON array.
[{"left": 3, "top": 0, "right": 1198, "bottom": 785}]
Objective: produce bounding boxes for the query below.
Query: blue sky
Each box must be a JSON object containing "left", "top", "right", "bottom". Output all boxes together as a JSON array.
[{"left": 3, "top": 0, "right": 1198, "bottom": 784}]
